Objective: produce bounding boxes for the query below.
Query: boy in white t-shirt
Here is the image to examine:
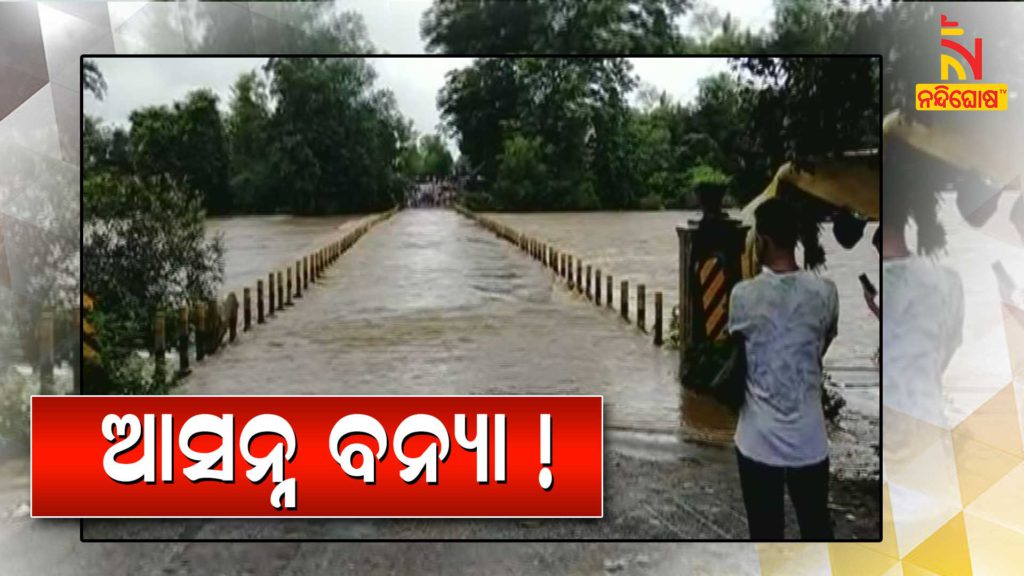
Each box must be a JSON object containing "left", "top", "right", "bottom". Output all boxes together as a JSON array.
[{"left": 727, "top": 198, "right": 838, "bottom": 539}]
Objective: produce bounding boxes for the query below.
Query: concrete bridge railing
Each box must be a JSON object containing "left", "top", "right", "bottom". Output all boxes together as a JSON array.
[
  {"left": 454, "top": 205, "right": 667, "bottom": 348},
  {"left": 84, "top": 208, "right": 399, "bottom": 389}
]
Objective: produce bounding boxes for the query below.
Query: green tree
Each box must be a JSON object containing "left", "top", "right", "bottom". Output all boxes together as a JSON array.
[
  {"left": 83, "top": 116, "right": 132, "bottom": 176},
  {"left": 83, "top": 59, "right": 106, "bottom": 99},
  {"left": 83, "top": 173, "right": 223, "bottom": 393},
  {"left": 422, "top": 0, "right": 692, "bottom": 54},
  {"left": 418, "top": 134, "right": 455, "bottom": 180},
  {"left": 492, "top": 134, "right": 549, "bottom": 211},
  {"left": 733, "top": 57, "right": 880, "bottom": 164},
  {"left": 439, "top": 57, "right": 637, "bottom": 210},
  {"left": 225, "top": 72, "right": 273, "bottom": 212},
  {"left": 129, "top": 90, "right": 232, "bottom": 214},
  {"left": 264, "top": 57, "right": 403, "bottom": 214}
]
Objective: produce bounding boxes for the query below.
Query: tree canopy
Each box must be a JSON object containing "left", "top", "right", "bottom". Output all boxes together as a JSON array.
[
  {"left": 422, "top": 0, "right": 692, "bottom": 54},
  {"left": 440, "top": 55, "right": 878, "bottom": 211}
]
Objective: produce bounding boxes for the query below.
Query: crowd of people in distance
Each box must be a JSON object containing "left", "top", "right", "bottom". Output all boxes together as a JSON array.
[{"left": 407, "top": 179, "right": 457, "bottom": 208}]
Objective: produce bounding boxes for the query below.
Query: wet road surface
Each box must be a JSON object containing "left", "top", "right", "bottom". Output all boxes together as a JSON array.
[
  {"left": 81, "top": 209, "right": 877, "bottom": 542},
  {"left": 487, "top": 211, "right": 881, "bottom": 374},
  {"left": 2, "top": 209, "right": 880, "bottom": 574}
]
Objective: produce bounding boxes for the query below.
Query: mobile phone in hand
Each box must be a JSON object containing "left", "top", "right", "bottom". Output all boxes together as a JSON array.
[{"left": 859, "top": 273, "right": 877, "bottom": 298}]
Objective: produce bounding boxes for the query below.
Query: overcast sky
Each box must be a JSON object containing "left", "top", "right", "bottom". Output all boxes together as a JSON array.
[{"left": 85, "top": 0, "right": 776, "bottom": 152}]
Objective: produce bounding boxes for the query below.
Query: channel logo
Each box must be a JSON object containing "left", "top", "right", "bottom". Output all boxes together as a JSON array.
[{"left": 916, "top": 14, "right": 1008, "bottom": 111}]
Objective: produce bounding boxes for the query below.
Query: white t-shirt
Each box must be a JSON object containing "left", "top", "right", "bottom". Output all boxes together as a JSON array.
[
  {"left": 881, "top": 257, "right": 963, "bottom": 428},
  {"left": 727, "top": 267, "right": 839, "bottom": 467}
]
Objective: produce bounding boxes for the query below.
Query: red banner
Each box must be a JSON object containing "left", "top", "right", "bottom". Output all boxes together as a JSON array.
[{"left": 31, "top": 395, "right": 602, "bottom": 518}]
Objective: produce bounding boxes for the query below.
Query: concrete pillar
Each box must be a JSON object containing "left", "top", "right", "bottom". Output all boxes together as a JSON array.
[
  {"left": 676, "top": 207, "right": 749, "bottom": 382},
  {"left": 268, "top": 272, "right": 276, "bottom": 317},
  {"left": 243, "top": 287, "right": 252, "bottom": 331},
  {"left": 654, "top": 291, "right": 664, "bottom": 346},
  {"left": 637, "top": 284, "right": 646, "bottom": 331},
  {"left": 620, "top": 280, "right": 629, "bottom": 320},
  {"left": 257, "top": 280, "right": 265, "bottom": 324},
  {"left": 277, "top": 271, "right": 284, "bottom": 310}
]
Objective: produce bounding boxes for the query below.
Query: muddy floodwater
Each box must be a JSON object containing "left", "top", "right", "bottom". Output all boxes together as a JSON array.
[
  {"left": 206, "top": 214, "right": 365, "bottom": 292},
  {"left": 81, "top": 208, "right": 880, "bottom": 542},
  {"left": 192, "top": 210, "right": 880, "bottom": 439},
  {"left": 195, "top": 210, "right": 685, "bottom": 432},
  {"left": 486, "top": 211, "right": 881, "bottom": 375}
]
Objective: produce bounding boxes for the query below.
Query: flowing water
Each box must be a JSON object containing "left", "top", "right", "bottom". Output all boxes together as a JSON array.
[
  {"left": 206, "top": 214, "right": 363, "bottom": 293},
  {"left": 73, "top": 208, "right": 883, "bottom": 543},
  {"left": 185, "top": 209, "right": 880, "bottom": 459},
  {"left": 188, "top": 210, "right": 683, "bottom": 432},
  {"left": 485, "top": 211, "right": 881, "bottom": 375}
]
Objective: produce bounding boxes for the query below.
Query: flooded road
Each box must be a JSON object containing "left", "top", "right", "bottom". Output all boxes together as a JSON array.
[
  {"left": 206, "top": 214, "right": 364, "bottom": 293},
  {"left": 77, "top": 209, "right": 878, "bottom": 543},
  {"left": 188, "top": 209, "right": 682, "bottom": 431},
  {"left": 487, "top": 211, "right": 880, "bottom": 374}
]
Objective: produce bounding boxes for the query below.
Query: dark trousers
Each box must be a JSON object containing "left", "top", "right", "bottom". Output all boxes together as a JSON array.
[{"left": 736, "top": 448, "right": 833, "bottom": 540}]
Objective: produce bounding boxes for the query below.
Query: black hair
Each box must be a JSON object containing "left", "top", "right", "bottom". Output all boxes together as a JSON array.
[
  {"left": 755, "top": 197, "right": 825, "bottom": 270},
  {"left": 755, "top": 197, "right": 798, "bottom": 250}
]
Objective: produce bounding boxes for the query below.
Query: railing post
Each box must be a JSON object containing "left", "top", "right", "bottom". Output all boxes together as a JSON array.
[
  {"left": 595, "top": 269, "right": 602, "bottom": 306},
  {"left": 227, "top": 293, "right": 238, "bottom": 342},
  {"left": 654, "top": 291, "right": 664, "bottom": 346},
  {"left": 277, "top": 271, "right": 284, "bottom": 311},
  {"left": 286, "top": 267, "right": 293, "bottom": 306},
  {"left": 295, "top": 259, "right": 303, "bottom": 298},
  {"left": 576, "top": 259, "right": 583, "bottom": 293},
  {"left": 621, "top": 280, "right": 629, "bottom": 320},
  {"left": 268, "top": 272, "right": 276, "bottom": 317},
  {"left": 257, "top": 280, "right": 265, "bottom": 324},
  {"left": 567, "top": 255, "right": 574, "bottom": 288},
  {"left": 606, "top": 275, "right": 614, "bottom": 309},
  {"left": 585, "top": 265, "right": 592, "bottom": 300},
  {"left": 178, "top": 306, "right": 190, "bottom": 376},
  {"left": 243, "top": 287, "right": 252, "bottom": 331},
  {"left": 637, "top": 284, "right": 646, "bottom": 331},
  {"left": 39, "top": 309, "right": 54, "bottom": 394}
]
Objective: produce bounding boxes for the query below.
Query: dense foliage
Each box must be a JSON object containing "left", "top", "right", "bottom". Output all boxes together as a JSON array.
[
  {"left": 440, "top": 56, "right": 878, "bottom": 211},
  {"left": 422, "top": 0, "right": 692, "bottom": 54}
]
